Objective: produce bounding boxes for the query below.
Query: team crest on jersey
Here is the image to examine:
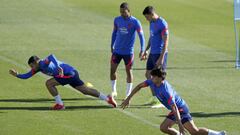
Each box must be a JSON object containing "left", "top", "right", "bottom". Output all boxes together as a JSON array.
[{"left": 119, "top": 27, "right": 128, "bottom": 34}]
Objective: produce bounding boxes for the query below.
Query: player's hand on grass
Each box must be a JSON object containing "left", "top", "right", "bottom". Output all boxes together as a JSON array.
[
  {"left": 121, "top": 99, "right": 130, "bottom": 110},
  {"left": 9, "top": 69, "right": 18, "bottom": 77}
]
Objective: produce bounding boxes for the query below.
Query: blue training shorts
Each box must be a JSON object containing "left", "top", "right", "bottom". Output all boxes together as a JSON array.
[
  {"left": 146, "top": 52, "right": 168, "bottom": 70},
  {"left": 166, "top": 104, "right": 192, "bottom": 124},
  {"left": 54, "top": 70, "right": 84, "bottom": 88},
  {"left": 111, "top": 52, "right": 134, "bottom": 69}
]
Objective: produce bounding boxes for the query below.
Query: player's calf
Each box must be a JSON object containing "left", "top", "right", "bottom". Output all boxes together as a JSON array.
[{"left": 74, "top": 85, "right": 117, "bottom": 108}]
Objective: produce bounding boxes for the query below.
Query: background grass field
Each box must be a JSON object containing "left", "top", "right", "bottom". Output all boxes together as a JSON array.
[{"left": 0, "top": 0, "right": 240, "bottom": 135}]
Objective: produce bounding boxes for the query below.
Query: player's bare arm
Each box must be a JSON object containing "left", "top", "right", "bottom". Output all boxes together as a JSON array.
[
  {"left": 121, "top": 82, "right": 146, "bottom": 109},
  {"left": 171, "top": 103, "right": 186, "bottom": 135},
  {"left": 142, "top": 38, "right": 151, "bottom": 60},
  {"left": 156, "top": 34, "right": 169, "bottom": 67}
]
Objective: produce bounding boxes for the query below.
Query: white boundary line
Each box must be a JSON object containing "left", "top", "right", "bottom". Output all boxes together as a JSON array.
[{"left": 0, "top": 54, "right": 159, "bottom": 128}]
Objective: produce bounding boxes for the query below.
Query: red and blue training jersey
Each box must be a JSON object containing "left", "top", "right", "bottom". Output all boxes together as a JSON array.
[
  {"left": 149, "top": 17, "right": 168, "bottom": 54},
  {"left": 111, "top": 16, "right": 145, "bottom": 55},
  {"left": 16, "top": 54, "right": 76, "bottom": 79},
  {"left": 144, "top": 79, "right": 186, "bottom": 110}
]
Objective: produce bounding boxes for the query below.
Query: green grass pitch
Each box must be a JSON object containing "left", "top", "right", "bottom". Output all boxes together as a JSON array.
[{"left": 0, "top": 0, "right": 240, "bottom": 135}]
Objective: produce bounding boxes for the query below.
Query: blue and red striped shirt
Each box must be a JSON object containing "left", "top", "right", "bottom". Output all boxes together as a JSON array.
[
  {"left": 111, "top": 16, "right": 145, "bottom": 55},
  {"left": 149, "top": 17, "right": 168, "bottom": 54},
  {"left": 144, "top": 79, "right": 186, "bottom": 110},
  {"left": 17, "top": 54, "right": 76, "bottom": 79}
]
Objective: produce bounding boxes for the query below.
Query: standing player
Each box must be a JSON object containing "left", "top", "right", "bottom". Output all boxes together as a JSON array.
[
  {"left": 142, "top": 6, "right": 169, "bottom": 107},
  {"left": 121, "top": 68, "right": 226, "bottom": 135},
  {"left": 9, "top": 54, "right": 117, "bottom": 110},
  {"left": 110, "top": 2, "right": 145, "bottom": 98}
]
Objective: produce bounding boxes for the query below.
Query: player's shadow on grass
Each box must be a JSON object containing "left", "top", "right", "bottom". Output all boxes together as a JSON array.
[
  {"left": 130, "top": 66, "right": 234, "bottom": 71},
  {"left": 208, "top": 60, "right": 235, "bottom": 63},
  {"left": 158, "top": 112, "right": 240, "bottom": 118},
  {"left": 0, "top": 98, "right": 96, "bottom": 103},
  {"left": 0, "top": 105, "right": 112, "bottom": 111}
]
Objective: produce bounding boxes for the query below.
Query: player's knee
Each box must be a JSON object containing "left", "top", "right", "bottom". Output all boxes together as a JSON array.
[
  {"left": 110, "top": 71, "right": 116, "bottom": 76},
  {"left": 45, "top": 80, "right": 52, "bottom": 87}
]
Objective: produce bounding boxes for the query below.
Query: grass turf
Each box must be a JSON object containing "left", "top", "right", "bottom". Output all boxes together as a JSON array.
[{"left": 0, "top": 0, "right": 239, "bottom": 134}]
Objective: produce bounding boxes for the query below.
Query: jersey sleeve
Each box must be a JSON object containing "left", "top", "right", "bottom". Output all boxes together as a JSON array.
[
  {"left": 16, "top": 69, "right": 38, "bottom": 79},
  {"left": 160, "top": 19, "right": 169, "bottom": 36},
  {"left": 162, "top": 85, "right": 175, "bottom": 107},
  {"left": 143, "top": 79, "right": 152, "bottom": 87},
  {"left": 45, "top": 54, "right": 60, "bottom": 68},
  {"left": 135, "top": 20, "right": 145, "bottom": 52},
  {"left": 111, "top": 18, "right": 118, "bottom": 48}
]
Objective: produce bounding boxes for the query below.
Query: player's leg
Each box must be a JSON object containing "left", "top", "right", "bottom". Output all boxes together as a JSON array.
[
  {"left": 70, "top": 70, "right": 117, "bottom": 107},
  {"left": 160, "top": 118, "right": 179, "bottom": 135},
  {"left": 74, "top": 85, "right": 117, "bottom": 107},
  {"left": 123, "top": 54, "right": 134, "bottom": 98},
  {"left": 181, "top": 105, "right": 225, "bottom": 135},
  {"left": 45, "top": 78, "right": 64, "bottom": 110},
  {"left": 110, "top": 53, "right": 121, "bottom": 97},
  {"left": 183, "top": 120, "right": 226, "bottom": 135}
]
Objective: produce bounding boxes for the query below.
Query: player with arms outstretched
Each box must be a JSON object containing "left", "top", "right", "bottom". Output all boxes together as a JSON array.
[
  {"left": 121, "top": 68, "right": 226, "bottom": 135},
  {"left": 9, "top": 54, "right": 117, "bottom": 110}
]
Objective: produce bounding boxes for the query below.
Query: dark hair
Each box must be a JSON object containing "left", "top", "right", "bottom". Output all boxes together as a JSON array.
[
  {"left": 28, "top": 55, "right": 40, "bottom": 65},
  {"left": 120, "top": 2, "right": 130, "bottom": 11},
  {"left": 150, "top": 68, "right": 167, "bottom": 80},
  {"left": 142, "top": 6, "right": 155, "bottom": 15}
]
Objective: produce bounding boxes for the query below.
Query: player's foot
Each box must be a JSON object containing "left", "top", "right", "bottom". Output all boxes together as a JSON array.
[
  {"left": 219, "top": 131, "right": 226, "bottom": 135},
  {"left": 107, "top": 95, "right": 117, "bottom": 108},
  {"left": 52, "top": 104, "right": 65, "bottom": 110},
  {"left": 111, "top": 91, "right": 118, "bottom": 97},
  {"left": 151, "top": 103, "right": 165, "bottom": 109}
]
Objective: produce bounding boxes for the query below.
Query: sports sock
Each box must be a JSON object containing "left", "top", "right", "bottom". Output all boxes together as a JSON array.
[
  {"left": 54, "top": 95, "right": 63, "bottom": 105},
  {"left": 208, "top": 129, "right": 220, "bottom": 135},
  {"left": 126, "top": 83, "right": 133, "bottom": 97},
  {"left": 111, "top": 80, "right": 117, "bottom": 93},
  {"left": 99, "top": 92, "right": 108, "bottom": 101}
]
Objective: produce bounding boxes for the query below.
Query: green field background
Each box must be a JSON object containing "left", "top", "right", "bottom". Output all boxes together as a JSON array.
[{"left": 0, "top": 0, "right": 239, "bottom": 135}]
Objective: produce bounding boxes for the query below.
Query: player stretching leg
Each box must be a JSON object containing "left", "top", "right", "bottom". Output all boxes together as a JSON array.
[
  {"left": 142, "top": 6, "right": 169, "bottom": 108},
  {"left": 121, "top": 68, "right": 226, "bottom": 135},
  {"left": 9, "top": 54, "right": 117, "bottom": 110},
  {"left": 110, "top": 2, "right": 145, "bottom": 99}
]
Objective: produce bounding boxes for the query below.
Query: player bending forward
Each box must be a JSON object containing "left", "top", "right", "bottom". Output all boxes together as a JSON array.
[
  {"left": 121, "top": 68, "right": 226, "bottom": 135},
  {"left": 9, "top": 54, "right": 117, "bottom": 110}
]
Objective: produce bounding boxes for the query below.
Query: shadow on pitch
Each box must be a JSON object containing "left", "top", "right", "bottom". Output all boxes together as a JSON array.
[
  {"left": 158, "top": 112, "right": 240, "bottom": 118},
  {"left": 129, "top": 66, "right": 234, "bottom": 71},
  {"left": 0, "top": 97, "right": 96, "bottom": 103},
  {"left": 208, "top": 60, "right": 235, "bottom": 63},
  {"left": 0, "top": 105, "right": 112, "bottom": 111}
]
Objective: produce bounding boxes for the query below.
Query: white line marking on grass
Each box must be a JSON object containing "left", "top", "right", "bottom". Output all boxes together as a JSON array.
[{"left": 0, "top": 54, "right": 159, "bottom": 129}]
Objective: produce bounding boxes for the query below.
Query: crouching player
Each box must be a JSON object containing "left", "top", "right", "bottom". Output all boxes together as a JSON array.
[
  {"left": 121, "top": 68, "right": 226, "bottom": 135},
  {"left": 9, "top": 54, "right": 117, "bottom": 110}
]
